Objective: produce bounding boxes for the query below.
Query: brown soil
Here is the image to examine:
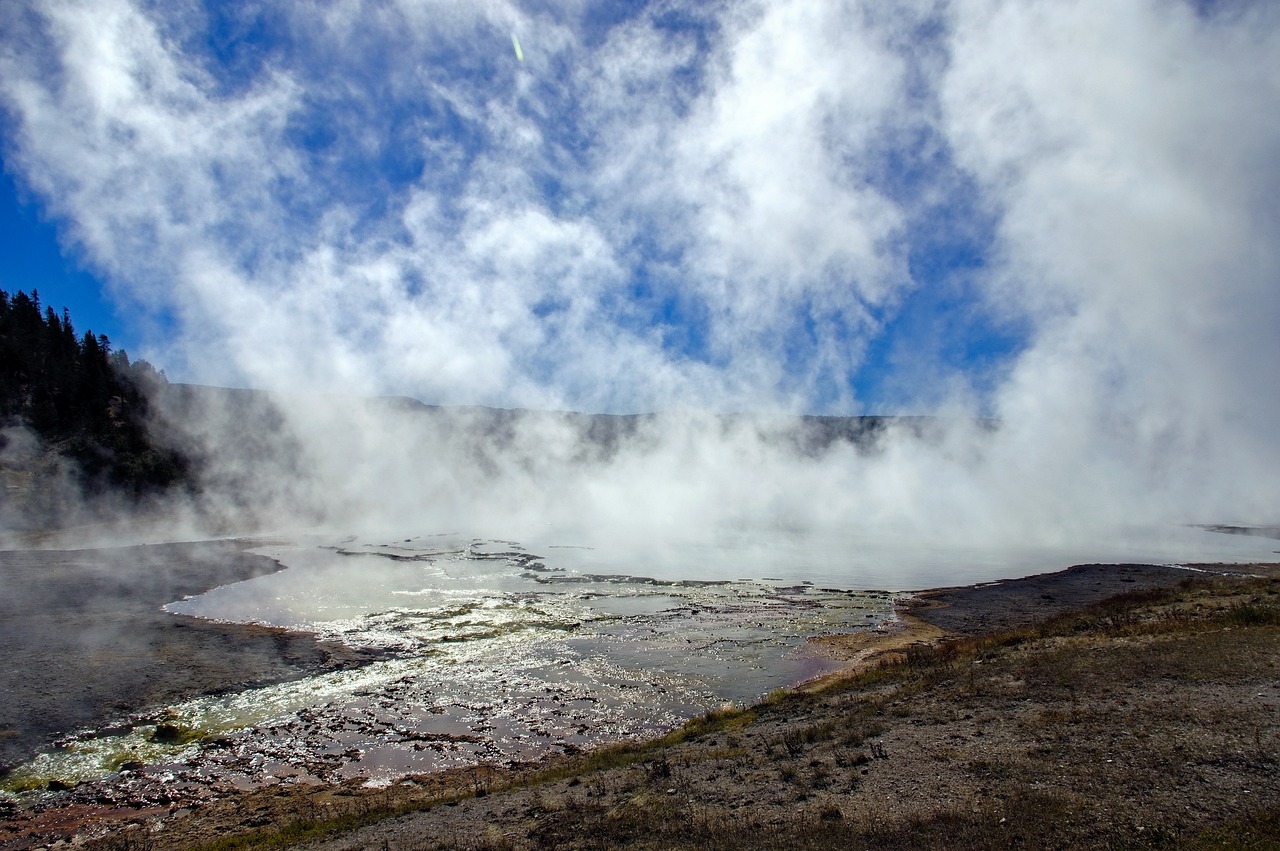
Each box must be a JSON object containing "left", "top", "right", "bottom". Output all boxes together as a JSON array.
[
  {"left": 6, "top": 560, "right": 1275, "bottom": 850},
  {"left": 805, "top": 611, "right": 946, "bottom": 679}
]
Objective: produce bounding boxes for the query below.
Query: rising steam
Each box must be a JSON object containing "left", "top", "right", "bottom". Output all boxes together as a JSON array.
[{"left": 2, "top": 1, "right": 1278, "bottom": 569}]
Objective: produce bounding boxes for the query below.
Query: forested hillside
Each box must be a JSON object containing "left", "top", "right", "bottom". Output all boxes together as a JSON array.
[{"left": 0, "top": 288, "right": 192, "bottom": 510}]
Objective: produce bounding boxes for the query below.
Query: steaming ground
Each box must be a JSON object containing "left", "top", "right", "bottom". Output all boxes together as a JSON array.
[
  {"left": 7, "top": 385, "right": 1277, "bottom": 789},
  {"left": 3, "top": 388, "right": 1279, "bottom": 815},
  {"left": 150, "top": 385, "right": 1280, "bottom": 564}
]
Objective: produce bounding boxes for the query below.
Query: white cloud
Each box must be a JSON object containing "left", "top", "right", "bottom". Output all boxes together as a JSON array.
[
  {"left": 941, "top": 0, "right": 1280, "bottom": 519},
  {"left": 675, "top": 2, "right": 907, "bottom": 300}
]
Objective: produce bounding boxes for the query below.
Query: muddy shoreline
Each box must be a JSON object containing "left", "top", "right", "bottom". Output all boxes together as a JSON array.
[
  {"left": 0, "top": 540, "right": 382, "bottom": 773},
  {"left": 903, "top": 561, "right": 1241, "bottom": 635},
  {"left": 804, "top": 562, "right": 1264, "bottom": 685}
]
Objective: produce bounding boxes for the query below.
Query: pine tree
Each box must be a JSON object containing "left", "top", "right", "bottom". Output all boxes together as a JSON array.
[{"left": 0, "top": 287, "right": 194, "bottom": 501}]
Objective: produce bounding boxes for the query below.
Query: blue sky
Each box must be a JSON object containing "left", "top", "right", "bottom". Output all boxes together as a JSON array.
[
  {"left": 1, "top": 0, "right": 1276, "bottom": 430},
  {"left": 0, "top": 164, "right": 130, "bottom": 348}
]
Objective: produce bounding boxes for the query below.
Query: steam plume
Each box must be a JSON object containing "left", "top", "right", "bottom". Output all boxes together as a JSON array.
[{"left": 2, "top": 0, "right": 1278, "bottom": 562}]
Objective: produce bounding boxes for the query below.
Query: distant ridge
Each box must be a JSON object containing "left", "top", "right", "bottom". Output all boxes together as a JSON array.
[{"left": 161, "top": 382, "right": 970, "bottom": 459}]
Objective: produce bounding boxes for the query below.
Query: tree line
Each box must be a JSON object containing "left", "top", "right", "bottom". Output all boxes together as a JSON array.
[{"left": 0, "top": 288, "right": 192, "bottom": 500}]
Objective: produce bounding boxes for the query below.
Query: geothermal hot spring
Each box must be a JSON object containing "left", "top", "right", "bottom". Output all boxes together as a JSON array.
[{"left": 4, "top": 524, "right": 1277, "bottom": 796}]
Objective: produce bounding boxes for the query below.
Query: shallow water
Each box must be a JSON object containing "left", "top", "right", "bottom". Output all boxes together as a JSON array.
[
  {"left": 3, "top": 534, "right": 891, "bottom": 793},
  {"left": 6, "top": 524, "right": 1275, "bottom": 796},
  {"left": 157, "top": 535, "right": 888, "bottom": 780}
]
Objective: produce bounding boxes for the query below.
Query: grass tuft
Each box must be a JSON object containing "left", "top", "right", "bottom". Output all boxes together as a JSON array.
[{"left": 1224, "top": 602, "right": 1280, "bottom": 627}]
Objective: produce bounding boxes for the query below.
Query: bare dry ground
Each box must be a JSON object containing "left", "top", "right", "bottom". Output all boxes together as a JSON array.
[{"left": 13, "top": 561, "right": 1273, "bottom": 851}]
